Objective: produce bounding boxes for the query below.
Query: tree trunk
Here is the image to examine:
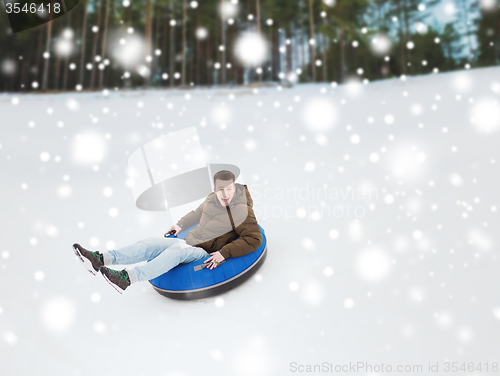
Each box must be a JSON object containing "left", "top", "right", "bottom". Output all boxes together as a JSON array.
[
  {"left": 182, "top": 0, "right": 187, "bottom": 86},
  {"left": 460, "top": 0, "right": 474, "bottom": 64},
  {"left": 196, "top": 11, "right": 201, "bottom": 85},
  {"left": 98, "top": 0, "right": 111, "bottom": 88},
  {"left": 79, "top": 1, "right": 89, "bottom": 87},
  {"left": 339, "top": 26, "right": 345, "bottom": 82},
  {"left": 127, "top": 0, "right": 133, "bottom": 25},
  {"left": 62, "top": 9, "right": 72, "bottom": 90},
  {"left": 403, "top": 0, "right": 412, "bottom": 74},
  {"left": 23, "top": 31, "right": 37, "bottom": 90},
  {"left": 145, "top": 0, "right": 152, "bottom": 57},
  {"left": 330, "top": 34, "right": 337, "bottom": 82},
  {"left": 497, "top": 9, "right": 500, "bottom": 65},
  {"left": 54, "top": 20, "right": 63, "bottom": 90},
  {"left": 377, "top": 1, "right": 388, "bottom": 79},
  {"left": 151, "top": 1, "right": 162, "bottom": 86},
  {"left": 256, "top": 0, "right": 261, "bottom": 35},
  {"left": 90, "top": 0, "right": 102, "bottom": 89},
  {"left": 206, "top": 37, "right": 211, "bottom": 85},
  {"left": 42, "top": 1, "right": 55, "bottom": 90},
  {"left": 418, "top": 32, "right": 423, "bottom": 74},
  {"left": 299, "top": 1, "right": 306, "bottom": 75},
  {"left": 35, "top": 28, "right": 44, "bottom": 83},
  {"left": 170, "top": 2, "right": 175, "bottom": 88},
  {"left": 308, "top": 0, "right": 316, "bottom": 81},
  {"left": 267, "top": 26, "right": 272, "bottom": 82},
  {"left": 396, "top": 0, "right": 406, "bottom": 74},
  {"left": 162, "top": 6, "right": 169, "bottom": 86},
  {"left": 189, "top": 15, "right": 195, "bottom": 85},
  {"left": 338, "top": 0, "right": 345, "bottom": 83},
  {"left": 220, "top": 0, "right": 226, "bottom": 84},
  {"left": 286, "top": 25, "right": 293, "bottom": 75},
  {"left": 321, "top": 17, "right": 327, "bottom": 81},
  {"left": 144, "top": 0, "right": 152, "bottom": 85},
  {"left": 272, "top": 24, "right": 280, "bottom": 81},
  {"left": 230, "top": 18, "right": 236, "bottom": 84}
]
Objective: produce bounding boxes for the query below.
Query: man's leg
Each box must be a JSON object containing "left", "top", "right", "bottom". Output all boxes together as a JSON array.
[
  {"left": 130, "top": 242, "right": 209, "bottom": 282},
  {"left": 102, "top": 237, "right": 182, "bottom": 266},
  {"left": 98, "top": 237, "right": 208, "bottom": 293},
  {"left": 72, "top": 238, "right": 179, "bottom": 277}
]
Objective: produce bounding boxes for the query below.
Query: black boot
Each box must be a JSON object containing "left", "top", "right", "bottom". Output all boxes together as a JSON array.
[
  {"left": 72, "top": 243, "right": 104, "bottom": 275},
  {"left": 99, "top": 266, "right": 131, "bottom": 294}
]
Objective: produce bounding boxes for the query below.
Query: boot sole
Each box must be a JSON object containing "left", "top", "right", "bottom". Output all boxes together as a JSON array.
[
  {"left": 101, "top": 272, "right": 126, "bottom": 294},
  {"left": 72, "top": 245, "right": 98, "bottom": 276}
]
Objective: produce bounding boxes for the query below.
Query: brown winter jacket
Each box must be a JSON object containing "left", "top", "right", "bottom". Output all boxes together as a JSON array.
[{"left": 176, "top": 183, "right": 262, "bottom": 259}]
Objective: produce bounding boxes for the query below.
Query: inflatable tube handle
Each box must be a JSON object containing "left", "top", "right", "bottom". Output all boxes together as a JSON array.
[{"left": 194, "top": 260, "right": 226, "bottom": 271}]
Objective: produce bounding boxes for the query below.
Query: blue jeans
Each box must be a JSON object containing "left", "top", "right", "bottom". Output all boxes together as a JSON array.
[{"left": 107, "top": 237, "right": 210, "bottom": 282}]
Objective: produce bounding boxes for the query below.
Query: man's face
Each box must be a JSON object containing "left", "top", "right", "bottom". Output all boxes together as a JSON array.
[{"left": 214, "top": 179, "right": 236, "bottom": 207}]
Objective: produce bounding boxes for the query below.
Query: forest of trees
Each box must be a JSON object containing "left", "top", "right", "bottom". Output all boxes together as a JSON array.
[{"left": 0, "top": 0, "right": 499, "bottom": 92}]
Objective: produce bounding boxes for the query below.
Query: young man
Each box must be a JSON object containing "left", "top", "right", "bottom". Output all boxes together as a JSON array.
[{"left": 72, "top": 170, "right": 262, "bottom": 294}]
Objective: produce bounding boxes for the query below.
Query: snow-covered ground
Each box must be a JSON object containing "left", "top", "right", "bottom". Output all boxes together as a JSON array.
[{"left": 1, "top": 68, "right": 500, "bottom": 376}]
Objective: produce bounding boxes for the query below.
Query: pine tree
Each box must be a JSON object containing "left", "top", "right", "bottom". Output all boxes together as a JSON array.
[
  {"left": 474, "top": 0, "right": 500, "bottom": 66},
  {"left": 455, "top": 0, "right": 480, "bottom": 65}
]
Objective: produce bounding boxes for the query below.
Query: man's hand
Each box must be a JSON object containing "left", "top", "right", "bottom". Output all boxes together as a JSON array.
[
  {"left": 204, "top": 251, "right": 225, "bottom": 270},
  {"left": 165, "top": 224, "right": 182, "bottom": 237}
]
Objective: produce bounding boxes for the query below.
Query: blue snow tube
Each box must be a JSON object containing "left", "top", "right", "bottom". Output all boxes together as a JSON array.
[{"left": 149, "top": 224, "right": 267, "bottom": 300}]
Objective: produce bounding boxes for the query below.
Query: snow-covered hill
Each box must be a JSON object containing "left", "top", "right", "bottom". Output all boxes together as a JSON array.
[{"left": 1, "top": 68, "right": 500, "bottom": 375}]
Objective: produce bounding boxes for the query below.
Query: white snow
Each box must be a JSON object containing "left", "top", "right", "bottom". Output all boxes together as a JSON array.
[
  {"left": 355, "top": 247, "right": 392, "bottom": 282},
  {"left": 301, "top": 96, "right": 338, "bottom": 132},
  {"left": 1, "top": 67, "right": 500, "bottom": 375},
  {"left": 40, "top": 297, "right": 76, "bottom": 333},
  {"left": 72, "top": 132, "right": 107, "bottom": 164},
  {"left": 234, "top": 33, "right": 268, "bottom": 67}
]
